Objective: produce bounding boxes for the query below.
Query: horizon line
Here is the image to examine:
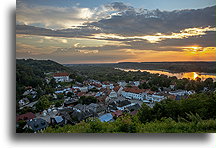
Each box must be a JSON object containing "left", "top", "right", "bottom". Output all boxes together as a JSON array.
[{"left": 16, "top": 58, "right": 216, "bottom": 64}]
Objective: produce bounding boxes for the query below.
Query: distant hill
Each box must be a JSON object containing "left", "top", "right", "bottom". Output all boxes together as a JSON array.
[
  {"left": 16, "top": 59, "right": 71, "bottom": 97},
  {"left": 16, "top": 59, "right": 69, "bottom": 73}
]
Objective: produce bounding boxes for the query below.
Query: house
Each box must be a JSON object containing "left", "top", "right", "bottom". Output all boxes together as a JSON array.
[
  {"left": 16, "top": 112, "right": 36, "bottom": 122},
  {"left": 148, "top": 94, "right": 166, "bottom": 102},
  {"left": 79, "top": 87, "right": 88, "bottom": 92},
  {"left": 50, "top": 116, "right": 64, "bottom": 125},
  {"left": 170, "top": 85, "right": 175, "bottom": 90},
  {"left": 97, "top": 96, "right": 106, "bottom": 104},
  {"left": 113, "top": 86, "right": 123, "bottom": 96},
  {"left": 36, "top": 109, "right": 58, "bottom": 123},
  {"left": 129, "top": 81, "right": 140, "bottom": 86},
  {"left": 77, "top": 92, "right": 86, "bottom": 97},
  {"left": 71, "top": 103, "right": 106, "bottom": 121},
  {"left": 18, "top": 98, "right": 30, "bottom": 107},
  {"left": 117, "top": 81, "right": 127, "bottom": 87},
  {"left": 109, "top": 100, "right": 137, "bottom": 111},
  {"left": 53, "top": 72, "right": 70, "bottom": 82},
  {"left": 64, "top": 98, "right": 78, "bottom": 107},
  {"left": 134, "top": 81, "right": 140, "bottom": 86},
  {"left": 126, "top": 103, "right": 141, "bottom": 112},
  {"left": 73, "top": 103, "right": 105, "bottom": 115},
  {"left": 102, "top": 83, "right": 114, "bottom": 89},
  {"left": 143, "top": 99, "right": 151, "bottom": 103},
  {"left": 26, "top": 118, "right": 48, "bottom": 132},
  {"left": 116, "top": 100, "right": 131, "bottom": 107},
  {"left": 23, "top": 89, "right": 37, "bottom": 96},
  {"left": 71, "top": 109, "right": 92, "bottom": 121},
  {"left": 58, "top": 107, "right": 74, "bottom": 124},
  {"left": 19, "top": 100, "right": 38, "bottom": 110},
  {"left": 99, "top": 113, "right": 113, "bottom": 122},
  {"left": 105, "top": 89, "right": 118, "bottom": 102},
  {"left": 169, "top": 90, "right": 188, "bottom": 96},
  {"left": 121, "top": 87, "right": 147, "bottom": 100},
  {"left": 111, "top": 110, "right": 123, "bottom": 118}
]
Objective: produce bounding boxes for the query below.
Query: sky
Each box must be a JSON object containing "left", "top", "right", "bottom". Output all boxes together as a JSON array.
[{"left": 16, "top": 0, "right": 216, "bottom": 64}]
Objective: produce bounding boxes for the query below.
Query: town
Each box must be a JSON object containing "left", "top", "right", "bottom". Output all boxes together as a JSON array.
[{"left": 16, "top": 69, "right": 213, "bottom": 133}]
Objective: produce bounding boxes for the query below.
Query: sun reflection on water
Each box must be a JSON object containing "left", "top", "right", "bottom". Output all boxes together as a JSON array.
[{"left": 116, "top": 68, "right": 216, "bottom": 81}]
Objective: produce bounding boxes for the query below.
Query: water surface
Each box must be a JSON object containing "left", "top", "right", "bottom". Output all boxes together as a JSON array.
[{"left": 116, "top": 68, "right": 216, "bottom": 81}]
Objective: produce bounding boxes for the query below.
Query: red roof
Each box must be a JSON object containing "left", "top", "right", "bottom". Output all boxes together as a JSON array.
[
  {"left": 97, "top": 96, "right": 106, "bottom": 103},
  {"left": 145, "top": 90, "right": 155, "bottom": 95},
  {"left": 77, "top": 92, "right": 86, "bottom": 97},
  {"left": 123, "top": 87, "right": 146, "bottom": 94},
  {"left": 102, "top": 81, "right": 110, "bottom": 85},
  {"left": 53, "top": 72, "right": 69, "bottom": 77},
  {"left": 113, "top": 86, "right": 120, "bottom": 92},
  {"left": 112, "top": 110, "right": 123, "bottom": 117},
  {"left": 107, "top": 90, "right": 112, "bottom": 95},
  {"left": 93, "top": 83, "right": 102, "bottom": 87},
  {"left": 99, "top": 88, "right": 106, "bottom": 92},
  {"left": 16, "top": 112, "right": 36, "bottom": 122}
]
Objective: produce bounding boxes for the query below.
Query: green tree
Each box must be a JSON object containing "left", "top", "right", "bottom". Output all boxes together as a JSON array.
[
  {"left": 35, "top": 95, "right": 51, "bottom": 112},
  {"left": 49, "top": 78, "right": 57, "bottom": 88},
  {"left": 137, "top": 104, "right": 153, "bottom": 123},
  {"left": 204, "top": 78, "right": 214, "bottom": 89},
  {"left": 55, "top": 100, "right": 63, "bottom": 107}
]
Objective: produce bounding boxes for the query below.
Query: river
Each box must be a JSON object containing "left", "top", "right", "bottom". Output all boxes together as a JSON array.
[{"left": 115, "top": 68, "right": 216, "bottom": 81}]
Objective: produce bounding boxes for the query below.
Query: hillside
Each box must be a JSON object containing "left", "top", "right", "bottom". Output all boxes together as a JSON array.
[{"left": 16, "top": 59, "right": 69, "bottom": 73}]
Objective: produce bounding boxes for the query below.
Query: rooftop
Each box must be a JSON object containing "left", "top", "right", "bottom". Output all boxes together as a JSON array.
[
  {"left": 53, "top": 72, "right": 69, "bottom": 77},
  {"left": 123, "top": 87, "right": 146, "bottom": 94},
  {"left": 16, "top": 112, "right": 36, "bottom": 122}
]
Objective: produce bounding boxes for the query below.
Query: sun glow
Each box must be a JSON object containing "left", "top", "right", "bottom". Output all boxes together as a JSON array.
[
  {"left": 182, "top": 46, "right": 216, "bottom": 54},
  {"left": 193, "top": 72, "right": 199, "bottom": 80}
]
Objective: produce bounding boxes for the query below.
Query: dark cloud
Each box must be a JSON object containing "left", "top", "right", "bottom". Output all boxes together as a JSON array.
[
  {"left": 89, "top": 5, "right": 216, "bottom": 35},
  {"left": 16, "top": 4, "right": 216, "bottom": 55},
  {"left": 158, "top": 31, "right": 216, "bottom": 47},
  {"left": 16, "top": 25, "right": 103, "bottom": 38},
  {"left": 105, "top": 2, "right": 131, "bottom": 11},
  {"left": 16, "top": 5, "right": 216, "bottom": 37}
]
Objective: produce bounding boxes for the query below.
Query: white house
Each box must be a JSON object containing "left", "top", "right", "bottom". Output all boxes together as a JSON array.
[
  {"left": 169, "top": 90, "right": 188, "bottom": 96},
  {"left": 117, "top": 81, "right": 127, "bottom": 87},
  {"left": 129, "top": 81, "right": 140, "bottom": 86},
  {"left": 109, "top": 89, "right": 118, "bottom": 98},
  {"left": 121, "top": 87, "right": 147, "bottom": 100},
  {"left": 23, "top": 89, "right": 37, "bottom": 96},
  {"left": 79, "top": 87, "right": 88, "bottom": 92},
  {"left": 105, "top": 89, "right": 118, "bottom": 103},
  {"left": 102, "top": 83, "right": 114, "bottom": 89},
  {"left": 148, "top": 94, "right": 166, "bottom": 102},
  {"left": 134, "top": 81, "right": 140, "bottom": 87},
  {"left": 113, "top": 86, "right": 123, "bottom": 96},
  {"left": 18, "top": 98, "right": 30, "bottom": 107},
  {"left": 53, "top": 73, "right": 70, "bottom": 82}
]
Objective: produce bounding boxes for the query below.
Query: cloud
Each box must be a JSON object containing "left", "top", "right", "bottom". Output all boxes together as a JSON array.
[
  {"left": 16, "top": 3, "right": 216, "bottom": 63},
  {"left": 16, "top": 42, "right": 56, "bottom": 55},
  {"left": 105, "top": 2, "right": 131, "bottom": 11},
  {"left": 16, "top": 5, "right": 216, "bottom": 37},
  {"left": 16, "top": 2, "right": 134, "bottom": 29},
  {"left": 89, "top": 5, "right": 216, "bottom": 35},
  {"left": 16, "top": 2, "right": 94, "bottom": 29},
  {"left": 90, "top": 27, "right": 216, "bottom": 43},
  {"left": 76, "top": 49, "right": 99, "bottom": 54}
]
